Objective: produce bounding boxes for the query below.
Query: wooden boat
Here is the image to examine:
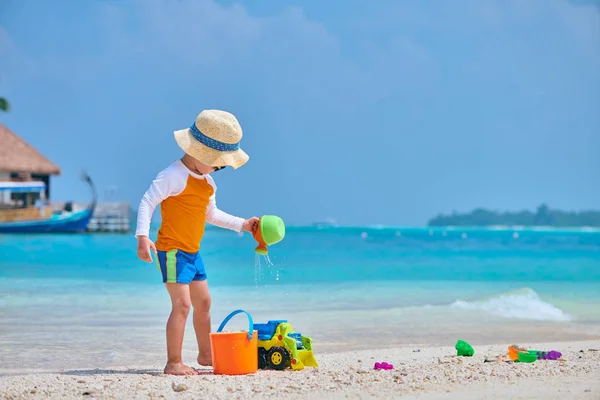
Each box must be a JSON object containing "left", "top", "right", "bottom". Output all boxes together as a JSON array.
[{"left": 0, "top": 173, "right": 97, "bottom": 233}]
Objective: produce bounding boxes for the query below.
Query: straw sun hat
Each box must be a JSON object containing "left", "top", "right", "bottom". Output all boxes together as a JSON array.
[{"left": 174, "top": 109, "right": 249, "bottom": 169}]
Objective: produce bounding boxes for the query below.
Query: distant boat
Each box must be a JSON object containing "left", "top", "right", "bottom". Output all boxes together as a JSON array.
[
  {"left": 311, "top": 218, "right": 338, "bottom": 229},
  {"left": 0, "top": 173, "right": 97, "bottom": 233}
]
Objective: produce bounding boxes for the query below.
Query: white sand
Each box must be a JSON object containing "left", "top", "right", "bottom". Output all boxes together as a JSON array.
[{"left": 1, "top": 340, "right": 599, "bottom": 400}]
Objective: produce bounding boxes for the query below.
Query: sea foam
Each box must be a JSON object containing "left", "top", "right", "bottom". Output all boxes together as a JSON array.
[{"left": 450, "top": 288, "right": 573, "bottom": 321}]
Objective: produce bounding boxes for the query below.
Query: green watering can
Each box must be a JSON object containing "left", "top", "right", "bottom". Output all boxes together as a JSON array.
[{"left": 252, "top": 215, "right": 285, "bottom": 255}]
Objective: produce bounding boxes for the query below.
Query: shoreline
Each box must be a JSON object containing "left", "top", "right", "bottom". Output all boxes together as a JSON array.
[{"left": 2, "top": 340, "right": 599, "bottom": 399}]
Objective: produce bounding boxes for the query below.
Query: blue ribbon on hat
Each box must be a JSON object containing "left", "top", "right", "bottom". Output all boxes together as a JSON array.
[{"left": 189, "top": 123, "right": 240, "bottom": 152}]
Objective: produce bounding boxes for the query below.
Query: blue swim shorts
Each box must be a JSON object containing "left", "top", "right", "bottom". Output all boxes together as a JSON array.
[{"left": 155, "top": 249, "right": 207, "bottom": 284}]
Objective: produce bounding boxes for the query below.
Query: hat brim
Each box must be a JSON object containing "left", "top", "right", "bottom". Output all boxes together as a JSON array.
[{"left": 174, "top": 128, "right": 249, "bottom": 169}]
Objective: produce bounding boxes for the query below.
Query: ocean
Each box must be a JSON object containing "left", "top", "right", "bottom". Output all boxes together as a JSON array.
[{"left": 1, "top": 226, "right": 599, "bottom": 372}]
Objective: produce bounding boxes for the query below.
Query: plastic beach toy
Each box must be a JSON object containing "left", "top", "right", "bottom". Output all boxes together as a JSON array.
[
  {"left": 517, "top": 351, "right": 537, "bottom": 363},
  {"left": 508, "top": 345, "right": 526, "bottom": 361},
  {"left": 254, "top": 319, "right": 318, "bottom": 371},
  {"left": 210, "top": 310, "right": 258, "bottom": 375},
  {"left": 528, "top": 350, "right": 562, "bottom": 360},
  {"left": 374, "top": 362, "right": 394, "bottom": 370},
  {"left": 455, "top": 340, "right": 475, "bottom": 357},
  {"left": 253, "top": 215, "right": 285, "bottom": 255},
  {"left": 508, "top": 345, "right": 562, "bottom": 362}
]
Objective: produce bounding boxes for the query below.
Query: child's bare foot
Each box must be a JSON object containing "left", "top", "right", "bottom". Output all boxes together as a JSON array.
[
  {"left": 164, "top": 362, "right": 199, "bottom": 376},
  {"left": 197, "top": 353, "right": 212, "bottom": 366}
]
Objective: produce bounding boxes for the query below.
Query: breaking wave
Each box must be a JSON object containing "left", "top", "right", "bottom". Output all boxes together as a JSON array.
[{"left": 450, "top": 288, "right": 573, "bottom": 321}]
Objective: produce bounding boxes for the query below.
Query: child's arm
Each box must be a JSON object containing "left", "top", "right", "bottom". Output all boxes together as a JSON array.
[
  {"left": 205, "top": 193, "right": 245, "bottom": 232},
  {"left": 135, "top": 173, "right": 170, "bottom": 238},
  {"left": 135, "top": 167, "right": 184, "bottom": 261},
  {"left": 205, "top": 175, "right": 258, "bottom": 232}
]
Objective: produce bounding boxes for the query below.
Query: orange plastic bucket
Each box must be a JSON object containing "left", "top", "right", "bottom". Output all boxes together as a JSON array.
[{"left": 210, "top": 310, "right": 258, "bottom": 375}]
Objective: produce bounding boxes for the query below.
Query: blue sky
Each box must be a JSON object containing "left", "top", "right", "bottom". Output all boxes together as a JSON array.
[{"left": 1, "top": 0, "right": 599, "bottom": 226}]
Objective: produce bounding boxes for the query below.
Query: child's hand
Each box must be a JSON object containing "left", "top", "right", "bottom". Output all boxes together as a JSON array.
[
  {"left": 242, "top": 217, "right": 260, "bottom": 233},
  {"left": 137, "top": 236, "right": 157, "bottom": 262}
]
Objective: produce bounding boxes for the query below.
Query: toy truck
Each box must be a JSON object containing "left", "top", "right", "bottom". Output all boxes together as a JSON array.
[{"left": 253, "top": 319, "right": 318, "bottom": 371}]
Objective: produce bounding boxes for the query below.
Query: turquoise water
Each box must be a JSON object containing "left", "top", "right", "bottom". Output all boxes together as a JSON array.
[{"left": 1, "top": 226, "right": 600, "bottom": 371}]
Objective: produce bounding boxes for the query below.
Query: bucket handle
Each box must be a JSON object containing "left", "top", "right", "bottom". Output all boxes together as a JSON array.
[{"left": 216, "top": 309, "right": 254, "bottom": 340}]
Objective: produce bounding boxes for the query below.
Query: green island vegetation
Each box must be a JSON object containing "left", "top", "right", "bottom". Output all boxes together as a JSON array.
[
  {"left": 428, "top": 204, "right": 600, "bottom": 227},
  {"left": 1, "top": 73, "right": 10, "bottom": 112}
]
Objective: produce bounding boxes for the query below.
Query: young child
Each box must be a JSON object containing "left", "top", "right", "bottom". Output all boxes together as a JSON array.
[{"left": 135, "top": 109, "right": 259, "bottom": 376}]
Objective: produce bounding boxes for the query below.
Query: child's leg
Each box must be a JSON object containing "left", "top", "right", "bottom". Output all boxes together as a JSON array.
[
  {"left": 164, "top": 282, "right": 199, "bottom": 375},
  {"left": 190, "top": 280, "right": 212, "bottom": 366}
]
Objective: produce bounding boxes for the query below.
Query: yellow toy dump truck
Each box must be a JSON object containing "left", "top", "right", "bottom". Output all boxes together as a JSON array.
[{"left": 253, "top": 319, "right": 318, "bottom": 371}]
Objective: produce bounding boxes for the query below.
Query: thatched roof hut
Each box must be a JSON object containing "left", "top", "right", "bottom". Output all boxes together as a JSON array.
[{"left": 0, "top": 123, "right": 61, "bottom": 175}]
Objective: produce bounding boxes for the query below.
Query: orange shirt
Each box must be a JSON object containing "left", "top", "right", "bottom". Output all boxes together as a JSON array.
[{"left": 135, "top": 160, "right": 244, "bottom": 253}]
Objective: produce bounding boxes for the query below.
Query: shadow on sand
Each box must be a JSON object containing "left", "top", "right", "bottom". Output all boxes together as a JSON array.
[{"left": 61, "top": 368, "right": 213, "bottom": 376}]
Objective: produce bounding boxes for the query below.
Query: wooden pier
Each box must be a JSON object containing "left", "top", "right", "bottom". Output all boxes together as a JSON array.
[{"left": 52, "top": 201, "right": 132, "bottom": 233}]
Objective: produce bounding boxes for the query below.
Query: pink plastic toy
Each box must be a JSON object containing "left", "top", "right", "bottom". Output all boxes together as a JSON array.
[{"left": 374, "top": 362, "right": 393, "bottom": 370}]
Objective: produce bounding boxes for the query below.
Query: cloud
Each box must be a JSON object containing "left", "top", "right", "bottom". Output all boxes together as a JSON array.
[
  {"left": 0, "top": 26, "right": 14, "bottom": 55},
  {"left": 2, "top": 0, "right": 437, "bottom": 101},
  {"left": 3, "top": 0, "right": 598, "bottom": 120},
  {"left": 0, "top": 27, "right": 37, "bottom": 86},
  {"left": 126, "top": 0, "right": 263, "bottom": 66}
]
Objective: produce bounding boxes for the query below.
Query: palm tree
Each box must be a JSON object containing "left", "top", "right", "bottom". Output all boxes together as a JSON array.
[
  {"left": 0, "top": 74, "right": 9, "bottom": 112},
  {"left": 0, "top": 97, "right": 9, "bottom": 112}
]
